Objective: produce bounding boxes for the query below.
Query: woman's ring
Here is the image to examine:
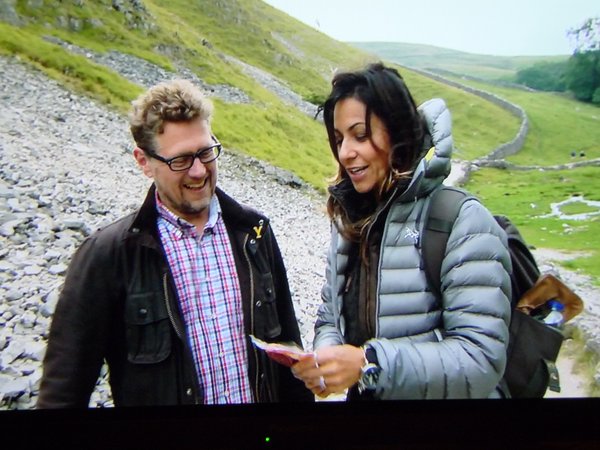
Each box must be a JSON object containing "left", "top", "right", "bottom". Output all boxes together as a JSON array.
[{"left": 318, "top": 376, "right": 326, "bottom": 390}]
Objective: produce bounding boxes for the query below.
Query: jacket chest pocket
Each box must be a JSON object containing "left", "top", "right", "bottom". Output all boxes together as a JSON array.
[
  {"left": 255, "top": 272, "right": 281, "bottom": 339},
  {"left": 124, "top": 292, "right": 172, "bottom": 364}
]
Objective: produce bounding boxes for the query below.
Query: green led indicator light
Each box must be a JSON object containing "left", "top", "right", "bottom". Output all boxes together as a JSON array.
[{"left": 265, "top": 437, "right": 271, "bottom": 443}]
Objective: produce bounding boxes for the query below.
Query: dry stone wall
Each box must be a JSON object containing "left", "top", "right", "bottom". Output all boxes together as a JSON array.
[{"left": 408, "top": 67, "right": 529, "bottom": 161}]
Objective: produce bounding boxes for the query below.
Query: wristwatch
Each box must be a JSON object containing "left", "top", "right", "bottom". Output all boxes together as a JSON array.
[{"left": 358, "top": 345, "right": 381, "bottom": 393}]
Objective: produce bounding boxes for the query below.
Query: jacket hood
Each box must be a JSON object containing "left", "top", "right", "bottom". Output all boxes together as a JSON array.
[{"left": 400, "top": 98, "right": 453, "bottom": 200}]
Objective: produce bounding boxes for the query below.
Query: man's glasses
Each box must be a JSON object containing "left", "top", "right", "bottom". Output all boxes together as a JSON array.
[{"left": 143, "top": 141, "right": 222, "bottom": 171}]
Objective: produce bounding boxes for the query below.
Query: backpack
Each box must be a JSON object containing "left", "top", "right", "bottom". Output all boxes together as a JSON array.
[{"left": 421, "top": 186, "right": 565, "bottom": 398}]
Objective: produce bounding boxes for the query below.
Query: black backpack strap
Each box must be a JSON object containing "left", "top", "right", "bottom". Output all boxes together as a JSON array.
[
  {"left": 494, "top": 215, "right": 540, "bottom": 307},
  {"left": 422, "top": 186, "right": 476, "bottom": 299}
]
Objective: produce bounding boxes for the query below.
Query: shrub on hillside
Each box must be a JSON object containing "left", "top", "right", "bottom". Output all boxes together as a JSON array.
[{"left": 515, "top": 61, "right": 567, "bottom": 92}]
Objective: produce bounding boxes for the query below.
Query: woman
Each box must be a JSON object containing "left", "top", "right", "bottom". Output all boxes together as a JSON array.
[{"left": 293, "top": 63, "right": 512, "bottom": 399}]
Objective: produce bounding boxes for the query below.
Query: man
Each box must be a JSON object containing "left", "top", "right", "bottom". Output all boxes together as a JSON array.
[{"left": 37, "top": 79, "right": 312, "bottom": 407}]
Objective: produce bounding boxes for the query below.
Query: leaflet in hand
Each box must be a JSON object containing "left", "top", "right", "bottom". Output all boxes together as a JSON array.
[{"left": 249, "top": 335, "right": 311, "bottom": 367}]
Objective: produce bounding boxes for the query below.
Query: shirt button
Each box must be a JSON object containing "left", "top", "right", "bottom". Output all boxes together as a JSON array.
[
  {"left": 138, "top": 308, "right": 148, "bottom": 318},
  {"left": 186, "top": 388, "right": 193, "bottom": 396}
]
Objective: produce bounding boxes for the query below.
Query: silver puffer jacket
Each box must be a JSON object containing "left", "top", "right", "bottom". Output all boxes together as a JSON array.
[{"left": 314, "top": 98, "right": 512, "bottom": 399}]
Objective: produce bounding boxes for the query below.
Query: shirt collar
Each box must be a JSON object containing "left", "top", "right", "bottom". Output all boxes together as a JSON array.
[{"left": 155, "top": 190, "right": 221, "bottom": 234}]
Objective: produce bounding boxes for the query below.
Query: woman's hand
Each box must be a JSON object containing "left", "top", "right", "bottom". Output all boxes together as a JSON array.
[{"left": 292, "top": 345, "right": 365, "bottom": 398}]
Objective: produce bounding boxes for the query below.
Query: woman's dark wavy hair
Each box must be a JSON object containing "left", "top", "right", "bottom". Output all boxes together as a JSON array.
[{"left": 323, "top": 62, "right": 426, "bottom": 241}]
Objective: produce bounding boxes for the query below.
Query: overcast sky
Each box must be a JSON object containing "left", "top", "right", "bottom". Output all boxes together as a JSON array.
[{"left": 263, "top": 0, "right": 598, "bottom": 56}]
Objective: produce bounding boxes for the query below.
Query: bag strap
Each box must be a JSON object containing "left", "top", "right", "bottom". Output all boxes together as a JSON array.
[{"left": 422, "top": 186, "right": 476, "bottom": 299}]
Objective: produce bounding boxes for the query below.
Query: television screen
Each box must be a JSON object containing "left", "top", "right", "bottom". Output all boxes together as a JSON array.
[{"left": 1, "top": 0, "right": 599, "bottom": 448}]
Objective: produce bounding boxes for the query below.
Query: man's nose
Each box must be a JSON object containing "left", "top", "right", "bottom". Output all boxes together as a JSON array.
[{"left": 187, "top": 156, "right": 207, "bottom": 177}]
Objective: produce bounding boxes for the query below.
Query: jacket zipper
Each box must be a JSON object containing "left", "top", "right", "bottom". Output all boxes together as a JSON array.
[
  {"left": 162, "top": 272, "right": 184, "bottom": 340},
  {"left": 163, "top": 271, "right": 202, "bottom": 403},
  {"left": 363, "top": 187, "right": 403, "bottom": 338},
  {"left": 242, "top": 233, "right": 261, "bottom": 402}
]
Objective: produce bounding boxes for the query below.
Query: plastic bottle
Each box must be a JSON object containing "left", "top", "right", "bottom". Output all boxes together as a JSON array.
[{"left": 543, "top": 300, "right": 565, "bottom": 328}]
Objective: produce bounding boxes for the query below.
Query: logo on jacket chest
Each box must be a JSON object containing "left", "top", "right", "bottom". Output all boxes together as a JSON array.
[{"left": 404, "top": 227, "right": 420, "bottom": 245}]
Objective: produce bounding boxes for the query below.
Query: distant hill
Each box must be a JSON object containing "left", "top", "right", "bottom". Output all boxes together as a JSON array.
[{"left": 350, "top": 42, "right": 569, "bottom": 81}]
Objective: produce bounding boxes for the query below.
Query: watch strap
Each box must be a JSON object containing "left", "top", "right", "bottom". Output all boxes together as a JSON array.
[{"left": 358, "top": 344, "right": 381, "bottom": 393}]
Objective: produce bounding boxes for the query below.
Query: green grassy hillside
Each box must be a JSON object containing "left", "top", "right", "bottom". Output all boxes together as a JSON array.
[
  {"left": 444, "top": 77, "right": 600, "bottom": 166},
  {"left": 0, "top": 0, "right": 518, "bottom": 189},
  {"left": 1, "top": 0, "right": 347, "bottom": 188},
  {"left": 448, "top": 76, "right": 600, "bottom": 284}
]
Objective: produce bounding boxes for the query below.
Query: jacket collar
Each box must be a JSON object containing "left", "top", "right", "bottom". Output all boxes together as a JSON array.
[
  {"left": 328, "top": 178, "right": 377, "bottom": 223},
  {"left": 128, "top": 184, "right": 159, "bottom": 235},
  {"left": 128, "top": 184, "right": 268, "bottom": 237},
  {"left": 329, "top": 175, "right": 413, "bottom": 223},
  {"left": 216, "top": 187, "right": 268, "bottom": 232}
]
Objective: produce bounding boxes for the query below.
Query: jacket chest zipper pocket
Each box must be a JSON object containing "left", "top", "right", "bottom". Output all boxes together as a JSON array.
[
  {"left": 258, "top": 272, "right": 281, "bottom": 339},
  {"left": 246, "top": 237, "right": 282, "bottom": 340},
  {"left": 124, "top": 291, "right": 172, "bottom": 364}
]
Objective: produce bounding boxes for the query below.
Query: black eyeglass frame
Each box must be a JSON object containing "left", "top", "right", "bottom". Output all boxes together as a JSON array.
[{"left": 143, "top": 139, "right": 222, "bottom": 171}]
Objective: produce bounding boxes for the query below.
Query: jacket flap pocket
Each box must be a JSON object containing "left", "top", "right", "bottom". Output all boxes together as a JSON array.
[
  {"left": 125, "top": 291, "right": 169, "bottom": 325},
  {"left": 125, "top": 291, "right": 172, "bottom": 364}
]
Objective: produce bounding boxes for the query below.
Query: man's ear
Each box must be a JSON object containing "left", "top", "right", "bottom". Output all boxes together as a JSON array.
[{"left": 133, "top": 147, "right": 154, "bottom": 179}]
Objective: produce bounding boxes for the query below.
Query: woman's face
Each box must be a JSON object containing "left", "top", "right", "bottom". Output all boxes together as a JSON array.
[{"left": 333, "top": 97, "right": 391, "bottom": 194}]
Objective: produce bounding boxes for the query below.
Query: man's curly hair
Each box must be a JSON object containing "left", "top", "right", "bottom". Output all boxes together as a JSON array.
[{"left": 129, "top": 79, "right": 213, "bottom": 153}]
